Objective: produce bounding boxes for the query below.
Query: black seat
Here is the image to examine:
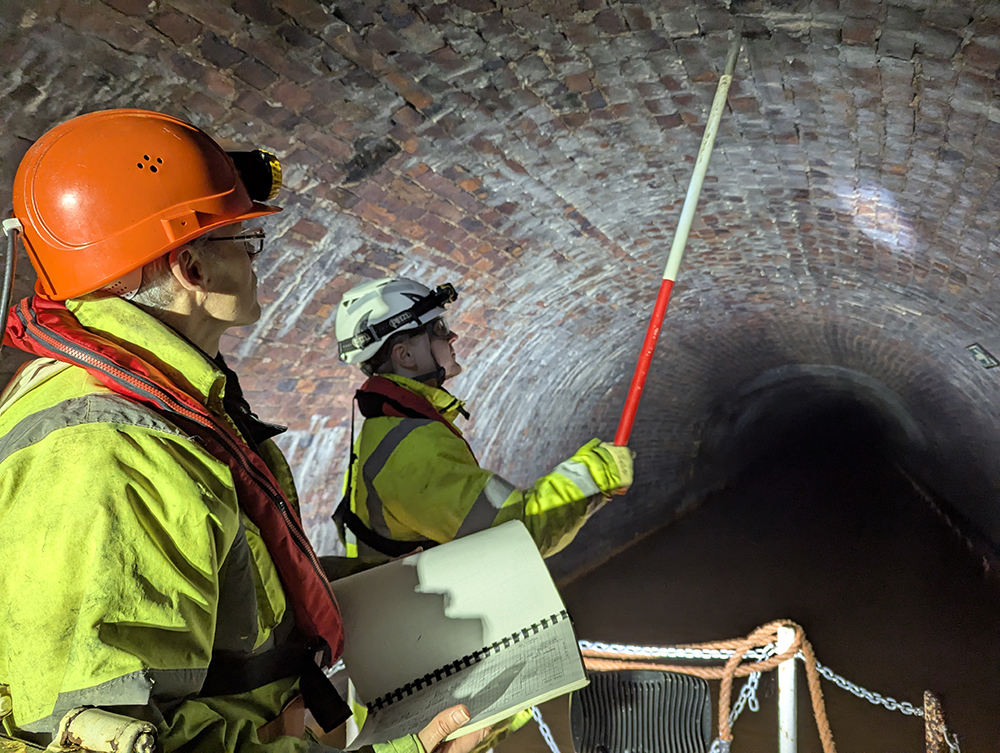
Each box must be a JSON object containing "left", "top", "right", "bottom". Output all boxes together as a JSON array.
[{"left": 570, "top": 670, "right": 712, "bottom": 753}]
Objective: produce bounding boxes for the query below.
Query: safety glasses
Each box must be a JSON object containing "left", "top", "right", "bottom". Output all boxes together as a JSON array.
[
  {"left": 203, "top": 227, "right": 266, "bottom": 259},
  {"left": 427, "top": 316, "right": 453, "bottom": 340}
]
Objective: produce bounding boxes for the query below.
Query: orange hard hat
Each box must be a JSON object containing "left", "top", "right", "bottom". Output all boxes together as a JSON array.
[{"left": 12, "top": 109, "right": 282, "bottom": 300}]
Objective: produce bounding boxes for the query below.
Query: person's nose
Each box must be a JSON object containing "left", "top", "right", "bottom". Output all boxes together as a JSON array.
[{"left": 448, "top": 330, "right": 458, "bottom": 344}]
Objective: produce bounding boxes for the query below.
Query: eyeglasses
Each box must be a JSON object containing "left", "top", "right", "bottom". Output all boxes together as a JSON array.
[
  {"left": 426, "top": 317, "right": 453, "bottom": 340},
  {"left": 203, "top": 227, "right": 266, "bottom": 259}
]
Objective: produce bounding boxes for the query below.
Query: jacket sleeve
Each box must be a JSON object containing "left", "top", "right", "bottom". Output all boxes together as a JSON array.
[
  {"left": 371, "top": 423, "right": 623, "bottom": 556},
  {"left": 156, "top": 685, "right": 422, "bottom": 753}
]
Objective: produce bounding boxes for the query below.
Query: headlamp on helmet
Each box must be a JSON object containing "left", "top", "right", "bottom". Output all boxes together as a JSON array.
[
  {"left": 228, "top": 149, "right": 282, "bottom": 202},
  {"left": 335, "top": 279, "right": 458, "bottom": 366}
]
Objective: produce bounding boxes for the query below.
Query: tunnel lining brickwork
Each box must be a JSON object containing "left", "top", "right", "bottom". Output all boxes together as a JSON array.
[{"left": 3, "top": 1, "right": 1000, "bottom": 574}]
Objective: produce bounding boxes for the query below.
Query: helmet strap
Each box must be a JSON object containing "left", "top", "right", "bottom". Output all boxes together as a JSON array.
[
  {"left": 411, "top": 320, "right": 448, "bottom": 386},
  {"left": 412, "top": 364, "right": 446, "bottom": 386}
]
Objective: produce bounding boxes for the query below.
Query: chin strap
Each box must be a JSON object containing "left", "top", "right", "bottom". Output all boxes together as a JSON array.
[
  {"left": 410, "top": 320, "right": 448, "bottom": 386},
  {"left": 412, "top": 364, "right": 446, "bottom": 386},
  {"left": 412, "top": 371, "right": 471, "bottom": 420}
]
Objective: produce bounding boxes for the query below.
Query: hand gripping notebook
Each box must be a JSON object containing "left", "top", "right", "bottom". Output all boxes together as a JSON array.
[{"left": 330, "top": 521, "right": 588, "bottom": 749}]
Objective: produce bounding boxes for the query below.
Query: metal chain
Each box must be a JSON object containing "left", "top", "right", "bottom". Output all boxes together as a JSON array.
[
  {"left": 578, "top": 639, "right": 972, "bottom": 751},
  {"left": 729, "top": 644, "right": 775, "bottom": 725},
  {"left": 729, "top": 671, "right": 761, "bottom": 724},
  {"left": 945, "top": 729, "right": 963, "bottom": 753},
  {"left": 579, "top": 640, "right": 924, "bottom": 719},
  {"left": 531, "top": 705, "right": 561, "bottom": 753},
  {"left": 578, "top": 640, "right": 770, "bottom": 662},
  {"left": 810, "top": 656, "right": 923, "bottom": 717}
]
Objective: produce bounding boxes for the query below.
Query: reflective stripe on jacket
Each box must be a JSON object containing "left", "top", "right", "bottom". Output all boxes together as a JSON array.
[
  {"left": 0, "top": 297, "right": 407, "bottom": 753},
  {"left": 345, "top": 374, "right": 625, "bottom": 559}
]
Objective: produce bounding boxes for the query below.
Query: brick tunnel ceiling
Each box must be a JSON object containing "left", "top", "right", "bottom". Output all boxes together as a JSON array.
[{"left": 3, "top": 0, "right": 1000, "bottom": 573}]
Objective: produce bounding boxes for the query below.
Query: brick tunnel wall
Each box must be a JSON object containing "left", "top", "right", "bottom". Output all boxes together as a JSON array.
[{"left": 3, "top": 0, "right": 1000, "bottom": 576}]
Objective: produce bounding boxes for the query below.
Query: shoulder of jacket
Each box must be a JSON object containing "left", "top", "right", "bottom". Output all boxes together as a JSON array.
[
  {"left": 0, "top": 357, "right": 98, "bottom": 414},
  {"left": 0, "top": 391, "right": 196, "bottom": 465},
  {"left": 387, "top": 417, "right": 477, "bottom": 463},
  {"left": 363, "top": 413, "right": 457, "bottom": 435}
]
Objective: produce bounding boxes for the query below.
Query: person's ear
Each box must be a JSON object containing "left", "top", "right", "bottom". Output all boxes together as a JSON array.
[
  {"left": 169, "top": 244, "right": 207, "bottom": 292},
  {"left": 390, "top": 339, "right": 417, "bottom": 371}
]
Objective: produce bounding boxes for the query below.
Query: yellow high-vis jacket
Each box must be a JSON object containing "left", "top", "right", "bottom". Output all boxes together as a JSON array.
[
  {"left": 341, "top": 374, "right": 625, "bottom": 560},
  {"left": 0, "top": 296, "right": 416, "bottom": 753}
]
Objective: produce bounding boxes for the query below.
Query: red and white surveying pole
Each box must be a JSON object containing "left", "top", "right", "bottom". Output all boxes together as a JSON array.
[{"left": 615, "top": 26, "right": 744, "bottom": 446}]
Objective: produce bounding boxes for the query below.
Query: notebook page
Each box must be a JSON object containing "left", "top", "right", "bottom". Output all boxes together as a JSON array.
[
  {"left": 332, "top": 521, "right": 568, "bottom": 703},
  {"left": 347, "top": 618, "right": 587, "bottom": 749},
  {"left": 332, "top": 521, "right": 587, "bottom": 748}
]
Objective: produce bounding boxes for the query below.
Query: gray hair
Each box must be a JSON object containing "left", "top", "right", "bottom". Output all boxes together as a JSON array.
[
  {"left": 128, "top": 254, "right": 176, "bottom": 310},
  {"left": 129, "top": 234, "right": 212, "bottom": 310}
]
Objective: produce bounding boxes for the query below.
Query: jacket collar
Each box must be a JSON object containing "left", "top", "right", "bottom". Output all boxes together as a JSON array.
[
  {"left": 381, "top": 373, "right": 468, "bottom": 423},
  {"left": 66, "top": 295, "right": 227, "bottom": 411}
]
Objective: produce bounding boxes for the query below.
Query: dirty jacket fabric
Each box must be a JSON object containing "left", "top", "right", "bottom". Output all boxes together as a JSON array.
[
  {"left": 342, "top": 374, "right": 624, "bottom": 559},
  {"left": 0, "top": 296, "right": 417, "bottom": 753}
]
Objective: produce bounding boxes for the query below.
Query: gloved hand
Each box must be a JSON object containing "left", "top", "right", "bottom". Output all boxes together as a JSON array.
[
  {"left": 597, "top": 441, "right": 634, "bottom": 495},
  {"left": 575, "top": 439, "right": 634, "bottom": 497}
]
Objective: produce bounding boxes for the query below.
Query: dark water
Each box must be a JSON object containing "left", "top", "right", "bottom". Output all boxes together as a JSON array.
[{"left": 501, "top": 404, "right": 1000, "bottom": 752}]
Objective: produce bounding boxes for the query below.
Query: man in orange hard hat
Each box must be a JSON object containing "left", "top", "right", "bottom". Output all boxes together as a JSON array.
[{"left": 0, "top": 109, "right": 483, "bottom": 753}]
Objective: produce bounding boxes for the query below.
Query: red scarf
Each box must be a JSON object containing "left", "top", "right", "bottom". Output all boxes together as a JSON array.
[{"left": 5, "top": 296, "right": 343, "bottom": 664}]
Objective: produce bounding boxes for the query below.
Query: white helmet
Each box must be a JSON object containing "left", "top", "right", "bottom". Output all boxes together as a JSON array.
[{"left": 335, "top": 277, "right": 458, "bottom": 366}]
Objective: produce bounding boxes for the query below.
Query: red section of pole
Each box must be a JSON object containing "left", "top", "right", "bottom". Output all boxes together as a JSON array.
[{"left": 614, "top": 277, "right": 675, "bottom": 446}]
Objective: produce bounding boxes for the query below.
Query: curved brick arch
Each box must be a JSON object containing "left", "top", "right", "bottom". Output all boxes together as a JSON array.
[
  {"left": 2, "top": 0, "right": 999, "bottom": 573},
  {"left": 706, "top": 363, "right": 929, "bottom": 461}
]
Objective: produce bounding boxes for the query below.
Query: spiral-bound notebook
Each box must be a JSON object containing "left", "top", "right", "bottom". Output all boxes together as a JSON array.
[{"left": 331, "top": 521, "right": 588, "bottom": 749}]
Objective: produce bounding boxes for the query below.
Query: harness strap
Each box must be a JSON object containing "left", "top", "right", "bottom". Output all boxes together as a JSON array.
[
  {"left": 331, "top": 399, "right": 437, "bottom": 558},
  {"left": 340, "top": 507, "right": 436, "bottom": 557},
  {"left": 202, "top": 647, "right": 349, "bottom": 732}
]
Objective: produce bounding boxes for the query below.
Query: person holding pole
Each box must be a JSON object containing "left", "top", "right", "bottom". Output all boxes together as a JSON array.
[
  {"left": 333, "top": 277, "right": 634, "bottom": 560},
  {"left": 333, "top": 276, "right": 634, "bottom": 746}
]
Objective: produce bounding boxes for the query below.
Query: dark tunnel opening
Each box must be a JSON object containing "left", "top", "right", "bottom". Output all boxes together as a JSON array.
[
  {"left": 510, "top": 371, "right": 1000, "bottom": 753},
  {"left": 693, "top": 365, "right": 929, "bottom": 506},
  {"left": 727, "top": 391, "right": 905, "bottom": 479},
  {"left": 683, "top": 364, "right": 1000, "bottom": 575}
]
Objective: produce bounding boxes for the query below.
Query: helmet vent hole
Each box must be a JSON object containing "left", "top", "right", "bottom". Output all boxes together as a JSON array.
[
  {"left": 149, "top": 166, "right": 158, "bottom": 173},
  {"left": 143, "top": 155, "right": 150, "bottom": 161},
  {"left": 156, "top": 157, "right": 163, "bottom": 163},
  {"left": 136, "top": 163, "right": 143, "bottom": 169}
]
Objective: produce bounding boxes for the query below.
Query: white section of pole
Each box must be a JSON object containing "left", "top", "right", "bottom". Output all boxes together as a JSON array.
[
  {"left": 777, "top": 625, "right": 797, "bottom": 753},
  {"left": 662, "top": 22, "right": 744, "bottom": 283}
]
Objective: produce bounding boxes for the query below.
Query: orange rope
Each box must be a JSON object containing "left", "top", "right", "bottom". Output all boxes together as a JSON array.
[{"left": 582, "top": 620, "right": 836, "bottom": 752}]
